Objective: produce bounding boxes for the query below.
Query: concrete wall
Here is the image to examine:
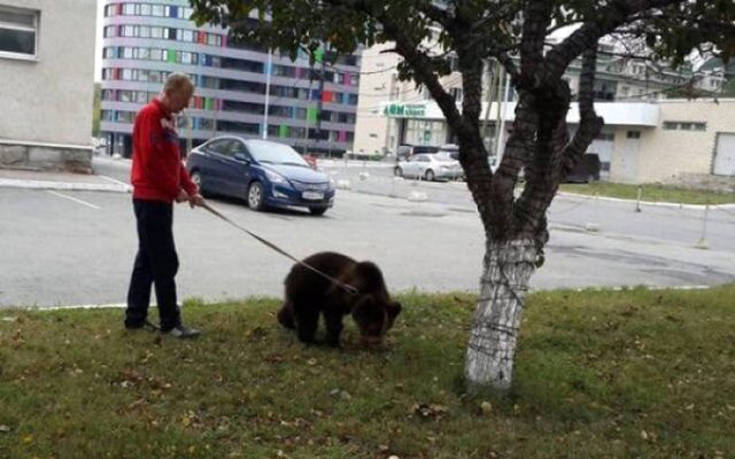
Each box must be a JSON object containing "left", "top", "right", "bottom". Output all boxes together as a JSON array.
[
  {"left": 353, "top": 43, "right": 401, "bottom": 156},
  {"left": 634, "top": 99, "right": 735, "bottom": 183},
  {"left": 0, "top": 0, "right": 96, "bottom": 147}
]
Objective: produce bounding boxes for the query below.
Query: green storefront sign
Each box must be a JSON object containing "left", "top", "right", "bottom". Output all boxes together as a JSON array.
[{"left": 383, "top": 103, "right": 426, "bottom": 118}]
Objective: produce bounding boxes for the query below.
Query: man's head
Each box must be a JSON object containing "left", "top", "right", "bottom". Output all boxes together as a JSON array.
[{"left": 161, "top": 73, "right": 194, "bottom": 114}]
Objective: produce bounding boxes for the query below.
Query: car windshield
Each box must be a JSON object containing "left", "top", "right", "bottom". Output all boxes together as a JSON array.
[
  {"left": 246, "top": 140, "right": 309, "bottom": 166},
  {"left": 414, "top": 146, "right": 439, "bottom": 154}
]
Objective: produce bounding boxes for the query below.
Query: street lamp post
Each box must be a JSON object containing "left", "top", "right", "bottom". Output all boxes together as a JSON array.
[{"left": 262, "top": 48, "right": 272, "bottom": 140}]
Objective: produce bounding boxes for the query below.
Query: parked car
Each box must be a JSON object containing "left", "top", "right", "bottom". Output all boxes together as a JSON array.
[
  {"left": 439, "top": 143, "right": 460, "bottom": 160},
  {"left": 393, "top": 152, "right": 463, "bottom": 181},
  {"left": 565, "top": 153, "right": 601, "bottom": 183},
  {"left": 396, "top": 144, "right": 440, "bottom": 160},
  {"left": 186, "top": 136, "right": 335, "bottom": 215}
]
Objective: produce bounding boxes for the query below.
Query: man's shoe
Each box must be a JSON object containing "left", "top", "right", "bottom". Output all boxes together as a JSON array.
[{"left": 161, "top": 325, "right": 201, "bottom": 339}]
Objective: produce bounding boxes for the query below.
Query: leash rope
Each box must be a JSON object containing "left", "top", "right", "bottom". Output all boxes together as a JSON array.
[{"left": 200, "top": 202, "right": 359, "bottom": 295}]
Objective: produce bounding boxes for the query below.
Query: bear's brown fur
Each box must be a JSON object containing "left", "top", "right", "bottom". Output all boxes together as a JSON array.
[{"left": 277, "top": 252, "right": 401, "bottom": 347}]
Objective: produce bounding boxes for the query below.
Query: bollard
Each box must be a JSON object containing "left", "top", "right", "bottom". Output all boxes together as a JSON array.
[
  {"left": 694, "top": 203, "right": 710, "bottom": 249},
  {"left": 389, "top": 176, "right": 400, "bottom": 198},
  {"left": 585, "top": 192, "right": 601, "bottom": 232},
  {"left": 635, "top": 186, "right": 642, "bottom": 213}
]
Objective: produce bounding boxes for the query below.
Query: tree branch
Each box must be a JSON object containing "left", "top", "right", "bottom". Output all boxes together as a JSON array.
[
  {"left": 559, "top": 46, "right": 604, "bottom": 182},
  {"left": 545, "top": 0, "right": 687, "bottom": 77}
]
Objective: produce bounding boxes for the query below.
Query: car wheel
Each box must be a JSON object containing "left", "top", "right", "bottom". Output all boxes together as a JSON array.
[
  {"left": 309, "top": 206, "right": 328, "bottom": 216},
  {"left": 424, "top": 169, "right": 435, "bottom": 181},
  {"left": 247, "top": 181, "right": 266, "bottom": 211},
  {"left": 394, "top": 166, "right": 403, "bottom": 177},
  {"left": 190, "top": 170, "right": 207, "bottom": 197}
]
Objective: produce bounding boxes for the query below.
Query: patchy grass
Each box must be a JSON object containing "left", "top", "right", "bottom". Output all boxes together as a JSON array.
[
  {"left": 1, "top": 286, "right": 734, "bottom": 458},
  {"left": 559, "top": 182, "right": 735, "bottom": 205}
]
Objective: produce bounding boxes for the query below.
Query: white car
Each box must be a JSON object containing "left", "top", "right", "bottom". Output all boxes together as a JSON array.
[{"left": 393, "top": 152, "right": 464, "bottom": 181}]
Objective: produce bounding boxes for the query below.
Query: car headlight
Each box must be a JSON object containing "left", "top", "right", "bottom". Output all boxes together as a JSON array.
[{"left": 264, "top": 169, "right": 287, "bottom": 184}]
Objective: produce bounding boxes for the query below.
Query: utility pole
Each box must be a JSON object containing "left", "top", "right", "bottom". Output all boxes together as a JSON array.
[
  {"left": 314, "top": 46, "right": 327, "bottom": 154},
  {"left": 497, "top": 70, "right": 511, "bottom": 158},
  {"left": 302, "top": 67, "right": 314, "bottom": 155},
  {"left": 492, "top": 66, "right": 505, "bottom": 157},
  {"left": 262, "top": 48, "right": 272, "bottom": 139},
  {"left": 482, "top": 59, "right": 499, "bottom": 152}
]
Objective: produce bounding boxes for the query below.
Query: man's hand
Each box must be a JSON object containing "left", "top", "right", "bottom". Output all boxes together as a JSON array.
[
  {"left": 188, "top": 193, "right": 205, "bottom": 209},
  {"left": 175, "top": 189, "right": 189, "bottom": 203}
]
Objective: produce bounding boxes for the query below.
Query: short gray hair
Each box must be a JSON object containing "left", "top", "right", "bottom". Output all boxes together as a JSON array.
[{"left": 163, "top": 72, "right": 194, "bottom": 95}]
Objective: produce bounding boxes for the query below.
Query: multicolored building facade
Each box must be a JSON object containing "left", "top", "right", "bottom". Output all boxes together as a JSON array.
[{"left": 99, "top": 0, "right": 361, "bottom": 157}]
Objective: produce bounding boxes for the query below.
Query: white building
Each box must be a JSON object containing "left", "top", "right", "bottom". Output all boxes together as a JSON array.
[
  {"left": 354, "top": 41, "right": 734, "bottom": 183},
  {"left": 0, "top": 0, "right": 96, "bottom": 172}
]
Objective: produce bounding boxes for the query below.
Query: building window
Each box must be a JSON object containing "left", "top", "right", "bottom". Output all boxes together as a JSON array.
[
  {"left": 122, "top": 4, "right": 136, "bottom": 15},
  {"left": 663, "top": 121, "right": 677, "bottom": 130},
  {"left": 207, "top": 33, "right": 222, "bottom": 47},
  {"left": 198, "top": 118, "right": 214, "bottom": 130},
  {"left": 662, "top": 121, "right": 706, "bottom": 131},
  {"left": 0, "top": 5, "right": 38, "bottom": 59},
  {"left": 626, "top": 131, "right": 641, "bottom": 139}
]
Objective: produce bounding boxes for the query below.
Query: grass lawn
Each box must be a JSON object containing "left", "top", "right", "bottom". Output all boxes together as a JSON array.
[
  {"left": 1, "top": 286, "right": 734, "bottom": 458},
  {"left": 558, "top": 182, "right": 735, "bottom": 205}
]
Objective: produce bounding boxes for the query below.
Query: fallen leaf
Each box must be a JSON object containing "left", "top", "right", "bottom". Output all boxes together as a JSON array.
[
  {"left": 640, "top": 430, "right": 648, "bottom": 440},
  {"left": 411, "top": 403, "right": 448, "bottom": 420},
  {"left": 0, "top": 425, "right": 10, "bottom": 433}
]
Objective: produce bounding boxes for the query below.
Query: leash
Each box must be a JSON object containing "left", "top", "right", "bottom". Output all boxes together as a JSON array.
[{"left": 200, "top": 201, "right": 359, "bottom": 295}]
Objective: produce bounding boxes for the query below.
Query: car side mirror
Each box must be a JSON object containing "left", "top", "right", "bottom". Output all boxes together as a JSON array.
[{"left": 234, "top": 152, "right": 250, "bottom": 163}]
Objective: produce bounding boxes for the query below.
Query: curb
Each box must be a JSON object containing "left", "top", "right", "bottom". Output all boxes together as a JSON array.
[
  {"left": 10, "top": 283, "right": 718, "bottom": 310},
  {"left": 557, "top": 191, "right": 735, "bottom": 210},
  {"left": 0, "top": 178, "right": 131, "bottom": 193}
]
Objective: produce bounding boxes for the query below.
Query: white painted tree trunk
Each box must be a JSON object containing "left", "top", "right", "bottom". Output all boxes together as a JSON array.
[{"left": 465, "top": 238, "right": 537, "bottom": 390}]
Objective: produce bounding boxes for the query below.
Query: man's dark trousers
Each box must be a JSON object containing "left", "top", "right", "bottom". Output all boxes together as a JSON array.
[{"left": 125, "top": 199, "right": 181, "bottom": 330}]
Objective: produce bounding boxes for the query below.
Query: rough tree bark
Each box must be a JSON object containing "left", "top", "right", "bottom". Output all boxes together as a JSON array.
[{"left": 465, "top": 238, "right": 538, "bottom": 389}]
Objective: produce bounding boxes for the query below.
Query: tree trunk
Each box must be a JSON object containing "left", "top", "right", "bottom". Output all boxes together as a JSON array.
[{"left": 465, "top": 238, "right": 537, "bottom": 390}]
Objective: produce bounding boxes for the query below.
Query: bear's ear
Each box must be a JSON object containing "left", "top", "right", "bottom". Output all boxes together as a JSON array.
[{"left": 386, "top": 301, "right": 402, "bottom": 319}]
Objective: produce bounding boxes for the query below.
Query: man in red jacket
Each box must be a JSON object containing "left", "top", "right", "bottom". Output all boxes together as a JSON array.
[{"left": 125, "top": 73, "right": 205, "bottom": 338}]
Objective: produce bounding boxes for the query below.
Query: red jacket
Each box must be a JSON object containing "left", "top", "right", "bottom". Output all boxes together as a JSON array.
[{"left": 130, "top": 98, "right": 197, "bottom": 202}]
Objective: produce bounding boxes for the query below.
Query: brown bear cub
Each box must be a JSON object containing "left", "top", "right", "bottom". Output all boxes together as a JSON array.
[{"left": 277, "top": 252, "right": 401, "bottom": 347}]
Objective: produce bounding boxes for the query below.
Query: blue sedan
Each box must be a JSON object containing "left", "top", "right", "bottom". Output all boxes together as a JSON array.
[{"left": 186, "top": 136, "right": 335, "bottom": 215}]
